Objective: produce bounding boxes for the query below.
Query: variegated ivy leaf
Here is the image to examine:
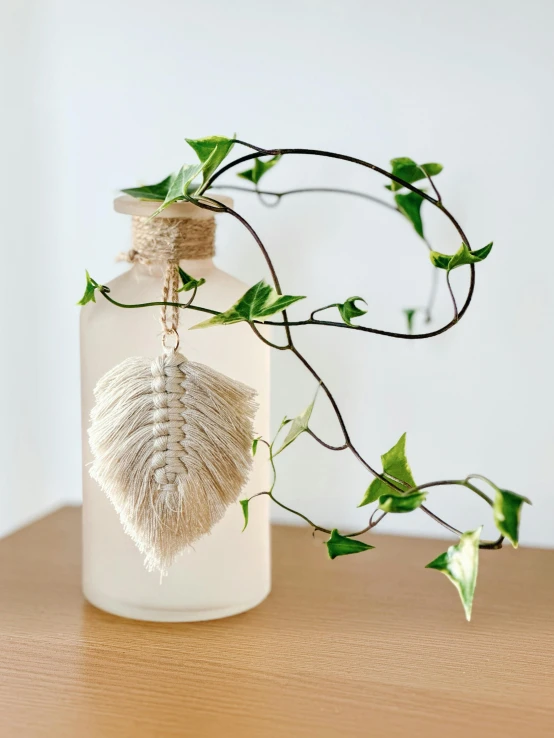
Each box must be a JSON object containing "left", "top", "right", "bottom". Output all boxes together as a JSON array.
[
  {"left": 379, "top": 491, "right": 426, "bottom": 513},
  {"left": 77, "top": 271, "right": 99, "bottom": 306},
  {"left": 240, "top": 499, "right": 249, "bottom": 531},
  {"left": 492, "top": 488, "right": 531, "bottom": 548},
  {"left": 191, "top": 280, "right": 305, "bottom": 329},
  {"left": 121, "top": 174, "right": 175, "bottom": 202},
  {"left": 237, "top": 155, "right": 281, "bottom": 185},
  {"left": 185, "top": 135, "right": 236, "bottom": 194},
  {"left": 274, "top": 385, "right": 320, "bottom": 455},
  {"left": 337, "top": 296, "right": 367, "bottom": 326},
  {"left": 395, "top": 191, "right": 425, "bottom": 238},
  {"left": 177, "top": 267, "right": 205, "bottom": 292},
  {"left": 358, "top": 432, "right": 415, "bottom": 507},
  {"left": 151, "top": 162, "right": 208, "bottom": 217},
  {"left": 466, "top": 475, "right": 531, "bottom": 548},
  {"left": 430, "top": 242, "right": 493, "bottom": 271},
  {"left": 386, "top": 157, "right": 443, "bottom": 192},
  {"left": 426, "top": 528, "right": 481, "bottom": 621},
  {"left": 326, "top": 529, "right": 375, "bottom": 559}
]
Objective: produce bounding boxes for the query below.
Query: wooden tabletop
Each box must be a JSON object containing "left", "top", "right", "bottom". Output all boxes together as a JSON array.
[{"left": 1, "top": 507, "right": 553, "bottom": 737}]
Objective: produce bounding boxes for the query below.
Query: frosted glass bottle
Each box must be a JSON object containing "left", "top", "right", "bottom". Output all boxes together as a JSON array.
[{"left": 80, "top": 196, "right": 271, "bottom": 621}]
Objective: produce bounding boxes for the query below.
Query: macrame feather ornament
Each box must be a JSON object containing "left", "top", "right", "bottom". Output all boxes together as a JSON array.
[{"left": 89, "top": 213, "right": 257, "bottom": 574}]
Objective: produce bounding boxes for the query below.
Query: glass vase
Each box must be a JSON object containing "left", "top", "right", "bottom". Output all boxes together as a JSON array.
[{"left": 80, "top": 196, "right": 271, "bottom": 621}]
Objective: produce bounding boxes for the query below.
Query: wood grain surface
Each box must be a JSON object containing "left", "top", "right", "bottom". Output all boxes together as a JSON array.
[{"left": 0, "top": 506, "right": 553, "bottom": 737}]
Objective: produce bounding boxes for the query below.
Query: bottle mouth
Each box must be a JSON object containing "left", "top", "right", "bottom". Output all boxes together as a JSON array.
[{"left": 114, "top": 194, "right": 233, "bottom": 220}]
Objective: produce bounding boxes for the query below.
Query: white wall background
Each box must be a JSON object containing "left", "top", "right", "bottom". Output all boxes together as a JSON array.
[{"left": 2, "top": 0, "right": 553, "bottom": 546}]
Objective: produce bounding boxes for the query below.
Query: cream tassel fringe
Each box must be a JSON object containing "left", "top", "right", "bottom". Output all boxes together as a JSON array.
[{"left": 89, "top": 350, "right": 257, "bottom": 574}]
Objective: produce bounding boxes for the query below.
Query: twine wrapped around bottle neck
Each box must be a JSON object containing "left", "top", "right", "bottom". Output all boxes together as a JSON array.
[
  {"left": 118, "top": 215, "right": 216, "bottom": 265},
  {"left": 118, "top": 215, "right": 216, "bottom": 350}
]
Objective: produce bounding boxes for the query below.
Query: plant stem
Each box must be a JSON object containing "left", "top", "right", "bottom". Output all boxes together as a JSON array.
[
  {"left": 268, "top": 493, "right": 330, "bottom": 533},
  {"left": 310, "top": 303, "right": 339, "bottom": 321},
  {"left": 307, "top": 428, "right": 348, "bottom": 451},
  {"left": 262, "top": 311, "right": 469, "bottom": 340},
  {"left": 249, "top": 322, "right": 289, "bottom": 351},
  {"left": 192, "top": 195, "right": 404, "bottom": 492},
  {"left": 419, "top": 506, "right": 503, "bottom": 550},
  {"left": 419, "top": 166, "right": 442, "bottom": 204},
  {"left": 393, "top": 477, "right": 502, "bottom": 549},
  {"left": 445, "top": 271, "right": 459, "bottom": 322},
  {"left": 233, "top": 138, "right": 269, "bottom": 153},
  {"left": 98, "top": 287, "right": 467, "bottom": 341},
  {"left": 211, "top": 184, "right": 398, "bottom": 212},
  {"left": 206, "top": 144, "right": 472, "bottom": 247},
  {"left": 99, "top": 287, "right": 218, "bottom": 315},
  {"left": 344, "top": 509, "right": 387, "bottom": 538},
  {"left": 202, "top": 142, "right": 476, "bottom": 336},
  {"left": 289, "top": 345, "right": 402, "bottom": 492},
  {"left": 107, "top": 140, "right": 505, "bottom": 552}
]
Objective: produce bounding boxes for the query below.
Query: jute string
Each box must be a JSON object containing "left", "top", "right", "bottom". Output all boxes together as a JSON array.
[{"left": 117, "top": 215, "right": 216, "bottom": 350}]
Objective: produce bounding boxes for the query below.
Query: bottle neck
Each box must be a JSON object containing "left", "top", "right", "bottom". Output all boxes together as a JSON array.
[{"left": 119, "top": 214, "right": 216, "bottom": 266}]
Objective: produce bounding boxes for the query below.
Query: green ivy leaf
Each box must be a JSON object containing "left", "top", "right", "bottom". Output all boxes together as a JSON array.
[
  {"left": 337, "top": 296, "right": 367, "bottom": 326},
  {"left": 151, "top": 162, "right": 207, "bottom": 217},
  {"left": 387, "top": 157, "right": 443, "bottom": 192},
  {"left": 177, "top": 266, "right": 206, "bottom": 292},
  {"left": 191, "top": 280, "right": 305, "bottom": 329},
  {"left": 185, "top": 135, "right": 235, "bottom": 193},
  {"left": 493, "top": 488, "right": 531, "bottom": 548},
  {"left": 77, "top": 271, "right": 99, "bottom": 306},
  {"left": 404, "top": 308, "right": 417, "bottom": 334},
  {"left": 359, "top": 479, "right": 385, "bottom": 506},
  {"left": 240, "top": 499, "right": 249, "bottom": 531},
  {"left": 448, "top": 242, "right": 493, "bottom": 270},
  {"left": 464, "top": 475, "right": 530, "bottom": 548},
  {"left": 251, "top": 436, "right": 261, "bottom": 456},
  {"left": 470, "top": 476, "right": 531, "bottom": 548},
  {"left": 381, "top": 432, "right": 416, "bottom": 486},
  {"left": 430, "top": 242, "right": 493, "bottom": 271},
  {"left": 121, "top": 174, "right": 174, "bottom": 202},
  {"left": 256, "top": 294, "right": 304, "bottom": 317},
  {"left": 395, "top": 191, "right": 425, "bottom": 238},
  {"left": 326, "top": 529, "right": 375, "bottom": 560},
  {"left": 358, "top": 432, "right": 415, "bottom": 507},
  {"left": 237, "top": 155, "right": 281, "bottom": 185},
  {"left": 378, "top": 491, "right": 426, "bottom": 513},
  {"left": 429, "top": 252, "right": 452, "bottom": 270},
  {"left": 426, "top": 528, "right": 481, "bottom": 621},
  {"left": 275, "top": 386, "right": 320, "bottom": 455}
]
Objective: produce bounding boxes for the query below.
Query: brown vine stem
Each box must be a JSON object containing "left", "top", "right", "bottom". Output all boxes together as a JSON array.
[
  {"left": 307, "top": 429, "right": 348, "bottom": 451},
  {"left": 261, "top": 310, "right": 467, "bottom": 341},
  {"left": 211, "top": 183, "right": 434, "bottom": 254},
  {"left": 100, "top": 289, "right": 465, "bottom": 343},
  {"left": 104, "top": 141, "right": 493, "bottom": 546},
  {"left": 418, "top": 165, "right": 442, "bottom": 204},
  {"left": 210, "top": 184, "right": 398, "bottom": 212},
  {"left": 203, "top": 145, "right": 475, "bottom": 338},
  {"left": 445, "top": 271, "right": 459, "bottom": 322},
  {"left": 98, "top": 287, "right": 218, "bottom": 316},
  {"left": 195, "top": 195, "right": 413, "bottom": 497},
  {"left": 249, "top": 322, "right": 289, "bottom": 351},
  {"left": 205, "top": 146, "right": 472, "bottom": 245},
  {"left": 193, "top": 168, "right": 492, "bottom": 542}
]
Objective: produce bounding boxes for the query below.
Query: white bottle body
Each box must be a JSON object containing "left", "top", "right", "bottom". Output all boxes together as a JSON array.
[{"left": 80, "top": 254, "right": 271, "bottom": 621}]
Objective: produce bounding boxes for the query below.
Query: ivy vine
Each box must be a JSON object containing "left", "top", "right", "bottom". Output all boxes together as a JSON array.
[{"left": 79, "top": 135, "right": 531, "bottom": 620}]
